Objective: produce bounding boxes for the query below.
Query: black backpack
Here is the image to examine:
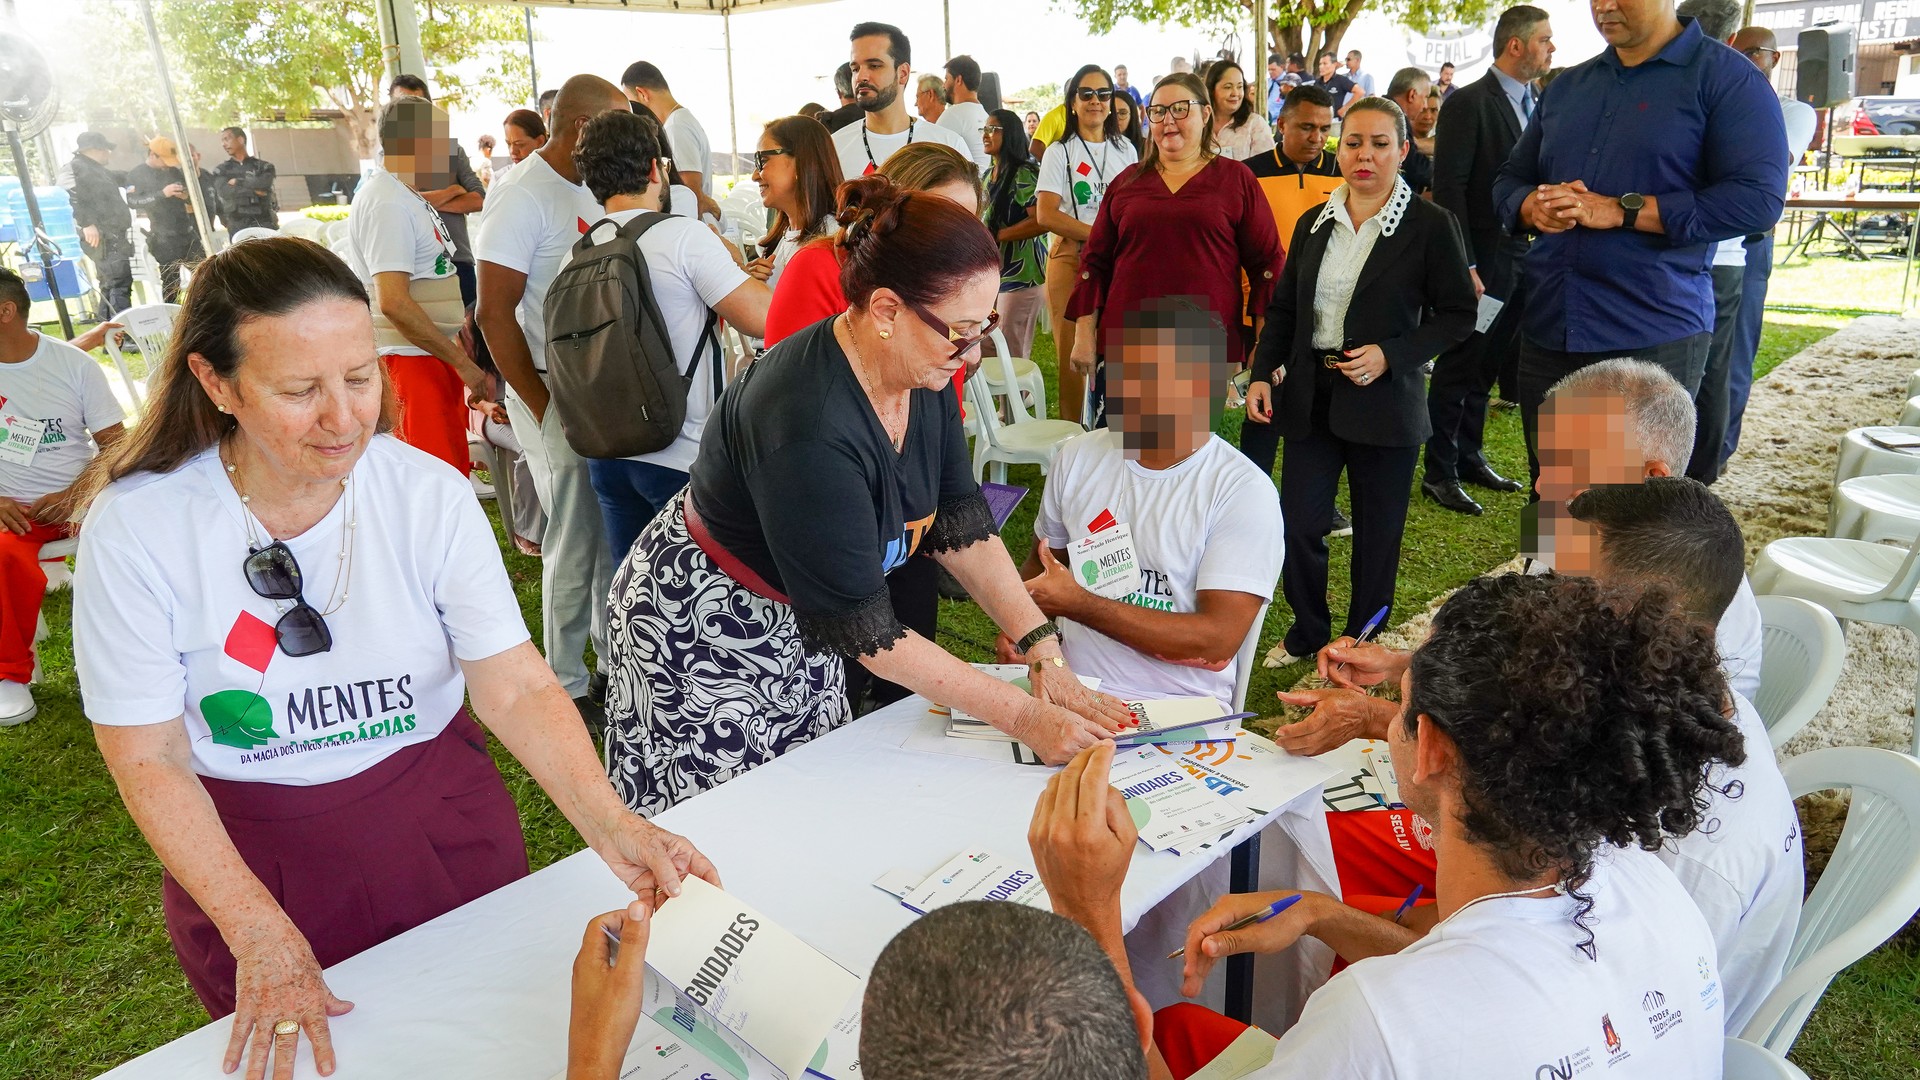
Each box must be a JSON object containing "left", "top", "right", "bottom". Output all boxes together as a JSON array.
[{"left": 543, "top": 212, "right": 720, "bottom": 459}]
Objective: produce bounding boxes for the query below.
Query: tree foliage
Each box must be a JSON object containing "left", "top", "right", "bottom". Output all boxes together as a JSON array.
[
  {"left": 47, "top": 0, "right": 530, "bottom": 159},
  {"left": 1058, "top": 0, "right": 1495, "bottom": 71}
]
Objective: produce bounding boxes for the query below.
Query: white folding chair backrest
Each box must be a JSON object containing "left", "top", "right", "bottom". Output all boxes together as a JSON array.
[
  {"left": 1740, "top": 746, "right": 1920, "bottom": 1055},
  {"left": 964, "top": 366, "right": 1008, "bottom": 446},
  {"left": 103, "top": 303, "right": 182, "bottom": 416},
  {"left": 1753, "top": 595, "right": 1848, "bottom": 749},
  {"left": 1722, "top": 1037, "right": 1810, "bottom": 1080},
  {"left": 1231, "top": 601, "right": 1271, "bottom": 714},
  {"left": 987, "top": 328, "right": 1038, "bottom": 425},
  {"left": 1870, "top": 532, "right": 1920, "bottom": 601},
  {"left": 324, "top": 219, "right": 351, "bottom": 250}
]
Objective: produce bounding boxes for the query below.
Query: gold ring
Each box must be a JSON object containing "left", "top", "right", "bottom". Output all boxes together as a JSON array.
[{"left": 274, "top": 1019, "right": 299, "bottom": 1037}]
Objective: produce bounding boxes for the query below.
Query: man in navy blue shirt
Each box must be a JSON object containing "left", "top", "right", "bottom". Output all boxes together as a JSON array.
[{"left": 1492, "top": 0, "right": 1787, "bottom": 491}]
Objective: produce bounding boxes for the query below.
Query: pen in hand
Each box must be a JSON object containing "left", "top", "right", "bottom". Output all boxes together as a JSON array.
[
  {"left": 1167, "top": 894, "right": 1304, "bottom": 959},
  {"left": 1335, "top": 604, "right": 1392, "bottom": 684}
]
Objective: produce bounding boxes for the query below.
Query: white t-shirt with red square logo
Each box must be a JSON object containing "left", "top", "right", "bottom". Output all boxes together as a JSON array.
[{"left": 472, "top": 150, "right": 603, "bottom": 374}]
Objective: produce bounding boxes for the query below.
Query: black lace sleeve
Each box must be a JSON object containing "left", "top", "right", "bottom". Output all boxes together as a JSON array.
[
  {"left": 795, "top": 586, "right": 908, "bottom": 659},
  {"left": 921, "top": 491, "right": 998, "bottom": 554}
]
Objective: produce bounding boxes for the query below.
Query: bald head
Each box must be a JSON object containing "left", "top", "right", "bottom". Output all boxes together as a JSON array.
[
  {"left": 1729, "top": 26, "right": 1781, "bottom": 72},
  {"left": 551, "top": 74, "right": 630, "bottom": 142}
]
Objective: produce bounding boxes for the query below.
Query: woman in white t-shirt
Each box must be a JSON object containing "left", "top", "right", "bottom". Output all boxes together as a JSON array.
[
  {"left": 748, "top": 115, "right": 844, "bottom": 289},
  {"left": 71, "top": 237, "right": 716, "bottom": 1080},
  {"left": 1035, "top": 65, "right": 1138, "bottom": 424},
  {"left": 1206, "top": 61, "right": 1277, "bottom": 161}
]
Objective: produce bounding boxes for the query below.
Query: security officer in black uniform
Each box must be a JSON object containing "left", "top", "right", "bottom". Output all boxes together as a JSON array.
[
  {"left": 211, "top": 126, "right": 279, "bottom": 233},
  {"left": 125, "top": 136, "right": 212, "bottom": 303},
  {"left": 66, "top": 131, "right": 133, "bottom": 320}
]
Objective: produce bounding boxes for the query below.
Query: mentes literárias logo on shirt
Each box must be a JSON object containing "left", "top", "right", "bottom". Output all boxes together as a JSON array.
[{"left": 205, "top": 610, "right": 420, "bottom": 758}]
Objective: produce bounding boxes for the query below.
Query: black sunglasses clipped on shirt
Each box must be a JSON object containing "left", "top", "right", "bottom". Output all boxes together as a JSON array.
[{"left": 244, "top": 541, "right": 333, "bottom": 657}]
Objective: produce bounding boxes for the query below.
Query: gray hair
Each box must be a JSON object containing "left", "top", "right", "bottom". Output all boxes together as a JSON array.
[
  {"left": 861, "top": 902, "right": 1146, "bottom": 1080},
  {"left": 1678, "top": 0, "right": 1742, "bottom": 41},
  {"left": 1385, "top": 66, "right": 1431, "bottom": 101},
  {"left": 917, "top": 73, "right": 947, "bottom": 103},
  {"left": 1546, "top": 359, "right": 1696, "bottom": 470}
]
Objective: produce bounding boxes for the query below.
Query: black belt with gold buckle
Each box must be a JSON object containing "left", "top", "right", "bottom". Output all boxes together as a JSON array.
[{"left": 1319, "top": 351, "right": 1345, "bottom": 370}]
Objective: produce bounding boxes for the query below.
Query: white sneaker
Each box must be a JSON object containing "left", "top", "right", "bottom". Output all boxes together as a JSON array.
[
  {"left": 0, "top": 679, "right": 36, "bottom": 726},
  {"left": 1262, "top": 644, "right": 1309, "bottom": 669}
]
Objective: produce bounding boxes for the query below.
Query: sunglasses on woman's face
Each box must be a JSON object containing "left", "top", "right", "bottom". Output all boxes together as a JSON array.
[
  {"left": 1075, "top": 87, "right": 1116, "bottom": 102},
  {"left": 243, "top": 541, "right": 333, "bottom": 657},
  {"left": 1145, "top": 99, "right": 1205, "bottom": 123},
  {"left": 905, "top": 301, "right": 1001, "bottom": 363},
  {"left": 751, "top": 147, "right": 791, "bottom": 171}
]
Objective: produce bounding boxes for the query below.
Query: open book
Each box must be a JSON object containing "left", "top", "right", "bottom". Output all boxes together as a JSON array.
[{"left": 558, "top": 877, "right": 862, "bottom": 1080}]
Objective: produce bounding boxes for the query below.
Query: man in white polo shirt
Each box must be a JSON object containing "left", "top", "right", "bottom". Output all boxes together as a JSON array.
[
  {"left": 1567, "top": 477, "right": 1802, "bottom": 1033},
  {"left": 1030, "top": 572, "right": 1736, "bottom": 1079},
  {"left": 1014, "top": 298, "right": 1279, "bottom": 710},
  {"left": 833, "top": 21, "right": 972, "bottom": 181},
  {"left": 474, "top": 74, "right": 630, "bottom": 718},
  {"left": 938, "top": 55, "right": 992, "bottom": 172},
  {"left": 0, "top": 267, "right": 123, "bottom": 724}
]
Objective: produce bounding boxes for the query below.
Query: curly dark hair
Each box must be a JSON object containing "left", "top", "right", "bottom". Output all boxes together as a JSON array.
[{"left": 1404, "top": 574, "right": 1744, "bottom": 955}]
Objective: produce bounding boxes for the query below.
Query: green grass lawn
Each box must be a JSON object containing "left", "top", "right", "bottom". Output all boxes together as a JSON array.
[{"left": 3, "top": 280, "right": 1916, "bottom": 1078}]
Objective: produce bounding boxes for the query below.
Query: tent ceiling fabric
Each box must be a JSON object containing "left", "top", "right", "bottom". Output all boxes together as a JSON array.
[{"left": 455, "top": 0, "right": 837, "bottom": 12}]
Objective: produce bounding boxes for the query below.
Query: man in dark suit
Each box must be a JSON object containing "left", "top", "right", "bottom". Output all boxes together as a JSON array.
[{"left": 1421, "top": 5, "right": 1555, "bottom": 515}]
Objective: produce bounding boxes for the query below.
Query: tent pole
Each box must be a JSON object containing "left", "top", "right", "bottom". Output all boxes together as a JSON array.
[
  {"left": 375, "top": 0, "right": 427, "bottom": 85},
  {"left": 724, "top": 3, "right": 739, "bottom": 190},
  {"left": 137, "top": 0, "right": 215, "bottom": 259},
  {"left": 944, "top": 0, "right": 952, "bottom": 60},
  {"left": 524, "top": 6, "right": 539, "bottom": 103}
]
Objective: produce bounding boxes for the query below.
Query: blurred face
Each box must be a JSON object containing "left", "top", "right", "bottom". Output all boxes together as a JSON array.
[
  {"left": 1073, "top": 72, "right": 1114, "bottom": 133},
  {"left": 1337, "top": 108, "right": 1404, "bottom": 196},
  {"left": 1109, "top": 335, "right": 1217, "bottom": 458},
  {"left": 194, "top": 298, "right": 385, "bottom": 488},
  {"left": 1025, "top": 112, "right": 1040, "bottom": 138},
  {"left": 982, "top": 119, "right": 1005, "bottom": 156},
  {"left": 1514, "top": 20, "right": 1558, "bottom": 78},
  {"left": 504, "top": 120, "right": 543, "bottom": 163},
  {"left": 1345, "top": 52, "right": 1362, "bottom": 73},
  {"left": 1439, "top": 63, "right": 1454, "bottom": 84},
  {"left": 753, "top": 132, "right": 798, "bottom": 217},
  {"left": 478, "top": 136, "right": 495, "bottom": 155},
  {"left": 1280, "top": 102, "right": 1333, "bottom": 163},
  {"left": 1392, "top": 76, "right": 1431, "bottom": 123},
  {"left": 851, "top": 34, "right": 906, "bottom": 113},
  {"left": 1318, "top": 54, "right": 1337, "bottom": 78},
  {"left": 1211, "top": 66, "right": 1247, "bottom": 119},
  {"left": 1147, "top": 83, "right": 1208, "bottom": 160},
  {"left": 1268, "top": 61, "right": 1282, "bottom": 79},
  {"left": 874, "top": 271, "right": 999, "bottom": 390},
  {"left": 220, "top": 130, "right": 243, "bottom": 156},
  {"left": 1415, "top": 95, "right": 1440, "bottom": 138},
  {"left": 1732, "top": 29, "right": 1782, "bottom": 73},
  {"left": 1115, "top": 65, "right": 1130, "bottom": 86},
  {"left": 1592, "top": 0, "right": 1667, "bottom": 51},
  {"left": 1535, "top": 392, "right": 1655, "bottom": 506},
  {"left": 1113, "top": 95, "right": 1134, "bottom": 132},
  {"left": 917, "top": 84, "right": 940, "bottom": 116},
  {"left": 383, "top": 104, "right": 452, "bottom": 189}
]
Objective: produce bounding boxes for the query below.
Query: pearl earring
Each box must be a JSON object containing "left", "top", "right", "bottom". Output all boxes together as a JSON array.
[{"left": 216, "top": 404, "right": 230, "bottom": 413}]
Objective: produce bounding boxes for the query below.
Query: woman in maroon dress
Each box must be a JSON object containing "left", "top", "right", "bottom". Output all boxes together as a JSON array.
[{"left": 1065, "top": 73, "right": 1282, "bottom": 426}]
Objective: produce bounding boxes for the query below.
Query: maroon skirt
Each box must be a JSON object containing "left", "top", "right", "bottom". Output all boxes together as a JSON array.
[{"left": 163, "top": 709, "right": 529, "bottom": 1017}]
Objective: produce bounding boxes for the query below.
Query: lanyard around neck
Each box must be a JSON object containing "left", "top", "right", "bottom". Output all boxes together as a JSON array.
[{"left": 861, "top": 117, "right": 915, "bottom": 173}]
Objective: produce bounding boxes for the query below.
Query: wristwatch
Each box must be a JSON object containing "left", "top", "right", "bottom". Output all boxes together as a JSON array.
[
  {"left": 1618, "top": 192, "right": 1644, "bottom": 230},
  {"left": 1015, "top": 620, "right": 1063, "bottom": 655}
]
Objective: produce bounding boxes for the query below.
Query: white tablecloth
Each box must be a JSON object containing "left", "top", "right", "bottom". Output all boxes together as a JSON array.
[{"left": 100, "top": 698, "right": 1338, "bottom": 1079}]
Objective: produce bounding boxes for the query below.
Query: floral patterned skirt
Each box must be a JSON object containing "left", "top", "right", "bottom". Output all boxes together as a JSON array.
[{"left": 603, "top": 489, "right": 850, "bottom": 815}]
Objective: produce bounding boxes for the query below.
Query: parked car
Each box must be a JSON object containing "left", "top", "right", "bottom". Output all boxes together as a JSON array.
[{"left": 1836, "top": 96, "right": 1920, "bottom": 137}]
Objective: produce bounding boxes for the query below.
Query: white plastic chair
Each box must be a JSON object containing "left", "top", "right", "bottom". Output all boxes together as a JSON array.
[
  {"left": 279, "top": 216, "right": 325, "bottom": 242},
  {"left": 126, "top": 226, "right": 166, "bottom": 307},
  {"left": 1907, "top": 368, "right": 1920, "bottom": 401},
  {"left": 1901, "top": 395, "right": 1920, "bottom": 427},
  {"left": 1831, "top": 473, "right": 1920, "bottom": 543},
  {"left": 323, "top": 219, "right": 351, "bottom": 250},
  {"left": 1753, "top": 595, "right": 1847, "bottom": 750},
  {"left": 980, "top": 326, "right": 1048, "bottom": 418},
  {"left": 1231, "top": 601, "right": 1271, "bottom": 714},
  {"left": 1834, "top": 427, "right": 1920, "bottom": 490},
  {"left": 32, "top": 536, "right": 77, "bottom": 684},
  {"left": 102, "top": 303, "right": 182, "bottom": 418},
  {"left": 1740, "top": 747, "right": 1920, "bottom": 1056},
  {"left": 1723, "top": 1037, "right": 1811, "bottom": 1080},
  {"left": 964, "top": 346, "right": 1084, "bottom": 484},
  {"left": 1751, "top": 532, "right": 1920, "bottom": 753}
]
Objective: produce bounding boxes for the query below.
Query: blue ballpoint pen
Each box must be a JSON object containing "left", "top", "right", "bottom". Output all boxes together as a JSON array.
[
  {"left": 1390, "top": 884, "right": 1424, "bottom": 925},
  {"left": 1335, "top": 604, "right": 1393, "bottom": 682},
  {"left": 1166, "top": 893, "right": 1305, "bottom": 959}
]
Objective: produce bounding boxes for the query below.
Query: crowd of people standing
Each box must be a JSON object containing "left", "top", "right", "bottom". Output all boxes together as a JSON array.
[{"left": 2, "top": 1, "right": 1831, "bottom": 1076}]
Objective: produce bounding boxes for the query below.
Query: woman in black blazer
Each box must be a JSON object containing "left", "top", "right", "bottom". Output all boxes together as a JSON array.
[{"left": 1244, "top": 97, "right": 1476, "bottom": 667}]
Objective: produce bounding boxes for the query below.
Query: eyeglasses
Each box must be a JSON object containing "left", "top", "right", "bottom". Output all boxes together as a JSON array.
[
  {"left": 1145, "top": 99, "right": 1206, "bottom": 123},
  {"left": 905, "top": 301, "right": 1001, "bottom": 362},
  {"left": 751, "top": 147, "right": 791, "bottom": 171},
  {"left": 984, "top": 124, "right": 1003, "bottom": 134},
  {"left": 1742, "top": 46, "right": 1780, "bottom": 61},
  {"left": 243, "top": 541, "right": 333, "bottom": 657},
  {"left": 1075, "top": 87, "right": 1116, "bottom": 102}
]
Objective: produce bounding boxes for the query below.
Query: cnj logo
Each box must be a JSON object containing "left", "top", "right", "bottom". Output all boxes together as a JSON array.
[{"left": 1537, "top": 1060, "right": 1576, "bottom": 1080}]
